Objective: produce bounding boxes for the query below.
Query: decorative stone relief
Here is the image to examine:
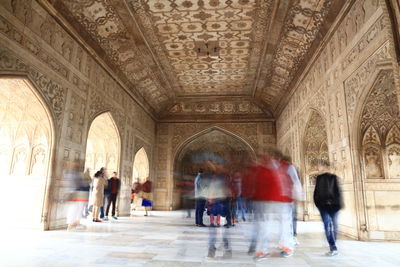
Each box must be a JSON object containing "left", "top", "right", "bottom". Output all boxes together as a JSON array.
[
  {"left": 344, "top": 42, "right": 391, "bottom": 119},
  {"left": 168, "top": 100, "right": 268, "bottom": 116},
  {"left": 0, "top": 48, "right": 66, "bottom": 124},
  {"left": 360, "top": 70, "right": 400, "bottom": 179},
  {"left": 387, "top": 145, "right": 400, "bottom": 178},
  {"left": 303, "top": 111, "right": 329, "bottom": 181},
  {"left": 364, "top": 145, "right": 384, "bottom": 178}
]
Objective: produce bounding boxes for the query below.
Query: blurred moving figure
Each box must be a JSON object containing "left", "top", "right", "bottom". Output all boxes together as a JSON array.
[
  {"left": 281, "top": 155, "right": 304, "bottom": 246},
  {"left": 177, "top": 173, "right": 194, "bottom": 219},
  {"left": 141, "top": 180, "right": 153, "bottom": 216},
  {"left": 313, "top": 160, "right": 343, "bottom": 256},
  {"left": 232, "top": 171, "right": 246, "bottom": 223},
  {"left": 194, "top": 169, "right": 207, "bottom": 226},
  {"left": 207, "top": 156, "right": 232, "bottom": 259},
  {"left": 65, "top": 161, "right": 90, "bottom": 230},
  {"left": 248, "top": 151, "right": 301, "bottom": 261},
  {"left": 91, "top": 167, "right": 107, "bottom": 222},
  {"left": 105, "top": 172, "right": 121, "bottom": 220}
]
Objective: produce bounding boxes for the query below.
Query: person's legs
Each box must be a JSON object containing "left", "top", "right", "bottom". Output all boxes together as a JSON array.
[
  {"left": 207, "top": 224, "right": 217, "bottom": 257},
  {"left": 93, "top": 205, "right": 100, "bottom": 220},
  {"left": 111, "top": 194, "right": 117, "bottom": 217},
  {"left": 195, "top": 199, "right": 205, "bottom": 225},
  {"left": 210, "top": 214, "right": 215, "bottom": 225},
  {"left": 319, "top": 207, "right": 337, "bottom": 251},
  {"left": 292, "top": 202, "right": 297, "bottom": 237},
  {"left": 279, "top": 202, "right": 294, "bottom": 257},
  {"left": 105, "top": 194, "right": 112, "bottom": 217},
  {"left": 198, "top": 199, "right": 206, "bottom": 225}
]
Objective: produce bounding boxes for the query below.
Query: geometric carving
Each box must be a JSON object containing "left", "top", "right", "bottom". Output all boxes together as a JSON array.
[
  {"left": 363, "top": 126, "right": 381, "bottom": 145},
  {"left": 129, "top": 0, "right": 274, "bottom": 97}
]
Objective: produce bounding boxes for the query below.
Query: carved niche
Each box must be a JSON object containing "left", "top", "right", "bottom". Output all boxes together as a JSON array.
[
  {"left": 303, "top": 110, "right": 329, "bottom": 184},
  {"left": 360, "top": 70, "right": 400, "bottom": 179}
]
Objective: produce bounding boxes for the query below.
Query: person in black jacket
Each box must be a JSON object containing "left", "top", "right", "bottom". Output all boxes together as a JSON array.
[
  {"left": 105, "top": 172, "right": 121, "bottom": 220},
  {"left": 313, "top": 160, "right": 342, "bottom": 256}
]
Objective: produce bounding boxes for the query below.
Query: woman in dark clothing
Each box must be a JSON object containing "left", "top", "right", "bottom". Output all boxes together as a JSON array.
[{"left": 313, "top": 160, "right": 343, "bottom": 257}]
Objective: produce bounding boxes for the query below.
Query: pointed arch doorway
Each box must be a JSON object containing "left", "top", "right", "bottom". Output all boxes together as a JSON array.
[
  {"left": 0, "top": 78, "right": 54, "bottom": 229},
  {"left": 172, "top": 127, "right": 256, "bottom": 210}
]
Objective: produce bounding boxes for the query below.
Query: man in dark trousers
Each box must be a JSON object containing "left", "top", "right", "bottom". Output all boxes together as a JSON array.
[
  {"left": 313, "top": 160, "right": 343, "bottom": 256},
  {"left": 105, "top": 172, "right": 121, "bottom": 220}
]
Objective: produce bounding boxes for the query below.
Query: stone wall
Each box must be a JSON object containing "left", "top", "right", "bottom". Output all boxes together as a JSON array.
[
  {"left": 276, "top": 0, "right": 400, "bottom": 241},
  {"left": 0, "top": 0, "right": 156, "bottom": 229},
  {"left": 153, "top": 121, "right": 276, "bottom": 210}
]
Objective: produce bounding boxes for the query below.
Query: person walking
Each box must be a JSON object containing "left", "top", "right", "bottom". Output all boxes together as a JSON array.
[
  {"left": 91, "top": 167, "right": 107, "bottom": 222},
  {"left": 281, "top": 155, "right": 304, "bottom": 246},
  {"left": 313, "top": 160, "right": 343, "bottom": 256},
  {"left": 105, "top": 172, "right": 121, "bottom": 220},
  {"left": 195, "top": 169, "right": 207, "bottom": 227}
]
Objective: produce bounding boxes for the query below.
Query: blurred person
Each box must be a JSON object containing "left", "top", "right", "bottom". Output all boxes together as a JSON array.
[
  {"left": 104, "top": 172, "right": 121, "bottom": 220},
  {"left": 83, "top": 168, "right": 92, "bottom": 217},
  {"left": 232, "top": 171, "right": 246, "bottom": 223},
  {"left": 249, "top": 151, "right": 296, "bottom": 261},
  {"left": 206, "top": 156, "right": 232, "bottom": 259},
  {"left": 177, "top": 174, "right": 194, "bottom": 219},
  {"left": 281, "top": 155, "right": 305, "bottom": 246},
  {"left": 91, "top": 167, "right": 107, "bottom": 222},
  {"left": 313, "top": 160, "right": 343, "bottom": 256},
  {"left": 194, "top": 169, "right": 207, "bottom": 226},
  {"left": 130, "top": 180, "right": 142, "bottom": 215},
  {"left": 65, "top": 161, "right": 90, "bottom": 230},
  {"left": 141, "top": 179, "right": 153, "bottom": 216}
]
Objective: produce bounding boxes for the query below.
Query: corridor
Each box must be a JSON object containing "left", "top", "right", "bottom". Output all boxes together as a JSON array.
[{"left": 1, "top": 211, "right": 399, "bottom": 267}]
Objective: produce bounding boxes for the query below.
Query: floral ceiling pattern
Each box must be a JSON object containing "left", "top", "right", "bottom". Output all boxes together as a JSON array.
[{"left": 51, "top": 0, "right": 343, "bottom": 118}]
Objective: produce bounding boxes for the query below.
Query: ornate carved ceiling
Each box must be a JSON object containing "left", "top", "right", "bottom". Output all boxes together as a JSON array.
[{"left": 48, "top": 0, "right": 345, "bottom": 120}]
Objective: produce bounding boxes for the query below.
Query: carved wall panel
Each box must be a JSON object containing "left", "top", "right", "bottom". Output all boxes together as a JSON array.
[
  {"left": 303, "top": 111, "right": 329, "bottom": 182},
  {"left": 360, "top": 70, "right": 400, "bottom": 179}
]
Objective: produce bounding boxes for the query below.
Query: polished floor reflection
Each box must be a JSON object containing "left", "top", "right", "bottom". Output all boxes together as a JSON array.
[{"left": 0, "top": 211, "right": 399, "bottom": 266}]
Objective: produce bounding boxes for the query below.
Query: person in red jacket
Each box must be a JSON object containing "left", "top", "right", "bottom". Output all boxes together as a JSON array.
[{"left": 249, "top": 151, "right": 295, "bottom": 261}]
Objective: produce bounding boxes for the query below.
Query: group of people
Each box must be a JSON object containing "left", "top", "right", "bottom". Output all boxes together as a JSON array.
[
  {"left": 188, "top": 150, "right": 342, "bottom": 260},
  {"left": 65, "top": 166, "right": 121, "bottom": 230}
]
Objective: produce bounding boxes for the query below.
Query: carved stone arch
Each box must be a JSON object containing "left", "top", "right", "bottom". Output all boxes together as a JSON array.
[
  {"left": 0, "top": 76, "right": 56, "bottom": 229},
  {"left": 357, "top": 69, "right": 400, "bottom": 180},
  {"left": 363, "top": 126, "right": 382, "bottom": 146},
  {"left": 171, "top": 126, "right": 256, "bottom": 209},
  {"left": 132, "top": 147, "right": 150, "bottom": 184},
  {"left": 386, "top": 125, "right": 400, "bottom": 146},
  {"left": 85, "top": 112, "right": 121, "bottom": 176},
  {"left": 0, "top": 60, "right": 66, "bottom": 127},
  {"left": 301, "top": 109, "right": 329, "bottom": 220},
  {"left": 351, "top": 67, "right": 394, "bottom": 143},
  {"left": 173, "top": 126, "right": 256, "bottom": 161}
]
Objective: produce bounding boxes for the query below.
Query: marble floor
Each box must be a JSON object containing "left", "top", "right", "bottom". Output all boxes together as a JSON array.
[{"left": 0, "top": 211, "right": 399, "bottom": 267}]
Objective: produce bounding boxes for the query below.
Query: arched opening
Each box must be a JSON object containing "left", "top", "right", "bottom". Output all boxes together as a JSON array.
[
  {"left": 0, "top": 78, "right": 53, "bottom": 228},
  {"left": 359, "top": 70, "right": 400, "bottom": 231},
  {"left": 173, "top": 128, "right": 256, "bottom": 209},
  {"left": 85, "top": 112, "right": 120, "bottom": 177},
  {"left": 303, "top": 110, "right": 329, "bottom": 221},
  {"left": 132, "top": 147, "right": 149, "bottom": 184},
  {"left": 130, "top": 147, "right": 150, "bottom": 211}
]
